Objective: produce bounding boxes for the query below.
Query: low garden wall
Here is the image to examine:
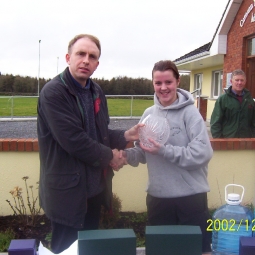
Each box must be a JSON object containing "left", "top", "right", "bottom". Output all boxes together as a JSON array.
[{"left": 1, "top": 138, "right": 255, "bottom": 215}]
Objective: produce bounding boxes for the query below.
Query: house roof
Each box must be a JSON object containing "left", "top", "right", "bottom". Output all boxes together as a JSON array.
[
  {"left": 174, "top": 43, "right": 211, "bottom": 63},
  {"left": 174, "top": 0, "right": 243, "bottom": 71}
]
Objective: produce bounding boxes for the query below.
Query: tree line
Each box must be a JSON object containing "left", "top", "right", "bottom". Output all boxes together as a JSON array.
[
  {"left": 0, "top": 73, "right": 190, "bottom": 96},
  {"left": 0, "top": 74, "right": 50, "bottom": 95}
]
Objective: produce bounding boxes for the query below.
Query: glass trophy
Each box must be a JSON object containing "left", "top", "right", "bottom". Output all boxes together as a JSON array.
[{"left": 138, "top": 114, "right": 170, "bottom": 148}]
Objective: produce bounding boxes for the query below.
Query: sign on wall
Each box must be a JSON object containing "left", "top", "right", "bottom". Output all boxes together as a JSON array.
[{"left": 240, "top": 0, "right": 255, "bottom": 27}]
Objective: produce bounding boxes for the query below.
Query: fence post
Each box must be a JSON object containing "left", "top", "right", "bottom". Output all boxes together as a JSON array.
[
  {"left": 8, "top": 96, "right": 14, "bottom": 120},
  {"left": 11, "top": 96, "right": 13, "bottom": 120},
  {"left": 130, "top": 96, "right": 133, "bottom": 118}
]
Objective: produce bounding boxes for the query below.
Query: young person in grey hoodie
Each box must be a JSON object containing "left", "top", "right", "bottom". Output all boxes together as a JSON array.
[{"left": 123, "top": 60, "right": 213, "bottom": 253}]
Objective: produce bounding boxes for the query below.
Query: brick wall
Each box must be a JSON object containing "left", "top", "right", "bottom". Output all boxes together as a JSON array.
[
  {"left": 1, "top": 138, "right": 255, "bottom": 151},
  {"left": 210, "top": 138, "right": 255, "bottom": 150},
  {"left": 223, "top": 0, "right": 255, "bottom": 87},
  {"left": 0, "top": 138, "right": 39, "bottom": 151}
]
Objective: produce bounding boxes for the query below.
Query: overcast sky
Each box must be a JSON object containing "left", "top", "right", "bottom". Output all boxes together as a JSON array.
[{"left": 1, "top": 0, "right": 229, "bottom": 80}]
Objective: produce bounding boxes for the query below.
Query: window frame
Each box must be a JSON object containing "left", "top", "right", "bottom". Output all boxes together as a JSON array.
[
  {"left": 211, "top": 70, "right": 223, "bottom": 99},
  {"left": 194, "top": 73, "right": 202, "bottom": 95},
  {"left": 247, "top": 37, "right": 255, "bottom": 57}
]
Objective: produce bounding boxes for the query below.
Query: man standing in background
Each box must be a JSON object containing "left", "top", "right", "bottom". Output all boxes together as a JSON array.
[{"left": 210, "top": 69, "right": 255, "bottom": 138}]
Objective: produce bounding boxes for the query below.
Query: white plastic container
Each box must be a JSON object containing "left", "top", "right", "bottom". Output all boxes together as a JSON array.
[{"left": 211, "top": 184, "right": 253, "bottom": 255}]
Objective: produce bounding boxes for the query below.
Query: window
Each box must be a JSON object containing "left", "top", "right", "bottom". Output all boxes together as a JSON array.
[
  {"left": 247, "top": 38, "right": 255, "bottom": 56},
  {"left": 212, "top": 70, "right": 223, "bottom": 98},
  {"left": 194, "top": 73, "right": 202, "bottom": 93}
]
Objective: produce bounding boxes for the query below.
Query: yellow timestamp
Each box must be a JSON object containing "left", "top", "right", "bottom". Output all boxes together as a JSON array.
[{"left": 207, "top": 219, "right": 255, "bottom": 232}]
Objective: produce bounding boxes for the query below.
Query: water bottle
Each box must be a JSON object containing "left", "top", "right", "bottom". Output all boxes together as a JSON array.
[{"left": 211, "top": 184, "right": 253, "bottom": 255}]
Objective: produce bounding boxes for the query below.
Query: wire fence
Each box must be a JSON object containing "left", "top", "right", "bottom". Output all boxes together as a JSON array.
[{"left": 0, "top": 90, "right": 201, "bottom": 121}]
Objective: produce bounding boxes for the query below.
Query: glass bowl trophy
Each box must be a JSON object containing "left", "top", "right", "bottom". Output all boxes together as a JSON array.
[{"left": 138, "top": 114, "right": 170, "bottom": 148}]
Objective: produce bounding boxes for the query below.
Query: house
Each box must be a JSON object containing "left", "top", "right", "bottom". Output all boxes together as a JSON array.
[{"left": 174, "top": 0, "right": 255, "bottom": 121}]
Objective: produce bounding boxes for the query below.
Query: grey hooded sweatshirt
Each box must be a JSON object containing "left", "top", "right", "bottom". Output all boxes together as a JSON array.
[{"left": 125, "top": 88, "right": 213, "bottom": 198}]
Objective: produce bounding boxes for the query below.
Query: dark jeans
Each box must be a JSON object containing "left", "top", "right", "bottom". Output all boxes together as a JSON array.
[
  {"left": 146, "top": 192, "right": 212, "bottom": 253},
  {"left": 50, "top": 190, "right": 105, "bottom": 254}
]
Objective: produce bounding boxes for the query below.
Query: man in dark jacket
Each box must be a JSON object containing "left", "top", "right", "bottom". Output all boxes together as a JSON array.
[
  {"left": 37, "top": 34, "right": 141, "bottom": 253},
  {"left": 210, "top": 69, "right": 255, "bottom": 138}
]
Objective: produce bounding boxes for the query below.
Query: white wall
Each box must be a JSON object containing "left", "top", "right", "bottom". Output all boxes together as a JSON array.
[{"left": 1, "top": 150, "right": 255, "bottom": 216}]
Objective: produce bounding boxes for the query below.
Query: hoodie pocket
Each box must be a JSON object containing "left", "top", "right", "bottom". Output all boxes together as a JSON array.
[{"left": 180, "top": 173, "right": 195, "bottom": 192}]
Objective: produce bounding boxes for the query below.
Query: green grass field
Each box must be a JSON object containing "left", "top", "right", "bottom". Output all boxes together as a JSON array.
[{"left": 0, "top": 96, "right": 154, "bottom": 117}]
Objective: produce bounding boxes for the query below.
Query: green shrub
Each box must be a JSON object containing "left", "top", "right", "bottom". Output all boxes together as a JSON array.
[
  {"left": 99, "top": 193, "right": 122, "bottom": 229},
  {"left": 136, "top": 233, "right": 145, "bottom": 247},
  {"left": 0, "top": 228, "right": 15, "bottom": 252}
]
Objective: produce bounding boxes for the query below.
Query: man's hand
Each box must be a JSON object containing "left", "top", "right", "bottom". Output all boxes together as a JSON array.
[
  {"left": 110, "top": 149, "right": 127, "bottom": 171},
  {"left": 124, "top": 123, "right": 144, "bottom": 141}
]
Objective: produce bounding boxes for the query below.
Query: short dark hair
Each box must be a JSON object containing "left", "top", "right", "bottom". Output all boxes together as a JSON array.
[
  {"left": 152, "top": 60, "right": 180, "bottom": 79},
  {"left": 68, "top": 34, "right": 101, "bottom": 57},
  {"left": 231, "top": 69, "right": 246, "bottom": 79}
]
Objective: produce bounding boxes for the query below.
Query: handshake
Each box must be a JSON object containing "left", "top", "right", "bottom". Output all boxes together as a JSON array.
[
  {"left": 108, "top": 123, "right": 147, "bottom": 171},
  {"left": 109, "top": 149, "right": 128, "bottom": 171},
  {"left": 107, "top": 123, "right": 144, "bottom": 171}
]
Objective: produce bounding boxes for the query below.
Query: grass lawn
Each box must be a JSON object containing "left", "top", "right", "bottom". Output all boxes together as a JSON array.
[
  {"left": 0, "top": 97, "right": 38, "bottom": 117},
  {"left": 107, "top": 98, "right": 153, "bottom": 116},
  {"left": 0, "top": 96, "right": 153, "bottom": 117}
]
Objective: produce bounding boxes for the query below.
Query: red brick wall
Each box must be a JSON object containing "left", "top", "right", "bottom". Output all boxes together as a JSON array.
[
  {"left": 0, "top": 138, "right": 39, "bottom": 151},
  {"left": 223, "top": 0, "right": 255, "bottom": 87},
  {"left": 210, "top": 138, "right": 255, "bottom": 150}
]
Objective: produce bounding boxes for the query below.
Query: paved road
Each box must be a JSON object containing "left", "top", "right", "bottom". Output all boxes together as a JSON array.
[
  {"left": 0, "top": 119, "right": 140, "bottom": 139},
  {"left": 0, "top": 119, "right": 211, "bottom": 139}
]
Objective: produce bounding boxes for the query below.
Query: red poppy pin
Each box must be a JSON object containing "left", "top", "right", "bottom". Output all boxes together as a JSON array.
[{"left": 94, "top": 98, "right": 101, "bottom": 114}]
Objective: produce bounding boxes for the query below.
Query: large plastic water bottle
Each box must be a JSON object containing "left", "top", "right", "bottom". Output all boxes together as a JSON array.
[{"left": 211, "top": 184, "right": 253, "bottom": 255}]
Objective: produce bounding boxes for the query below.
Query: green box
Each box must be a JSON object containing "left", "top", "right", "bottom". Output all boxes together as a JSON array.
[
  {"left": 146, "top": 225, "right": 202, "bottom": 255},
  {"left": 78, "top": 229, "right": 136, "bottom": 255}
]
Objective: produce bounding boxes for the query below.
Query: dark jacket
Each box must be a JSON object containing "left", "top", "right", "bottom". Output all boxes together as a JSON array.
[
  {"left": 37, "top": 68, "right": 127, "bottom": 228},
  {"left": 210, "top": 86, "right": 255, "bottom": 138}
]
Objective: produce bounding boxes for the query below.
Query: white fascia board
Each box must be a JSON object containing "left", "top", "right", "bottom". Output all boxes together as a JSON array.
[
  {"left": 210, "top": 0, "right": 242, "bottom": 55},
  {"left": 218, "top": 35, "right": 227, "bottom": 54},
  {"left": 210, "top": 34, "right": 227, "bottom": 55}
]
